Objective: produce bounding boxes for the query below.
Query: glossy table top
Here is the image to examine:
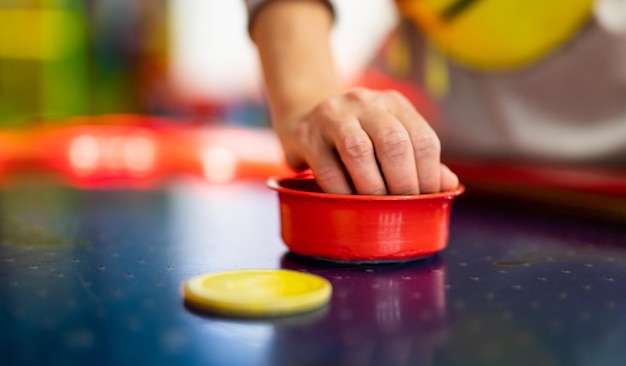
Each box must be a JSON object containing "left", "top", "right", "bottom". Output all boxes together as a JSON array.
[{"left": 0, "top": 177, "right": 625, "bottom": 366}]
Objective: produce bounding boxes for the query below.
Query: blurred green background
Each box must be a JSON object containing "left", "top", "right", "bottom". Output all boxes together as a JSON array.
[
  {"left": 0, "top": 1, "right": 172, "bottom": 126},
  {"left": 0, "top": 0, "right": 395, "bottom": 128}
]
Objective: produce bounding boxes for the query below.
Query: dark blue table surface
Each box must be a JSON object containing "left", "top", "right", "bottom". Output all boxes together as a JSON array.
[{"left": 0, "top": 177, "right": 625, "bottom": 366}]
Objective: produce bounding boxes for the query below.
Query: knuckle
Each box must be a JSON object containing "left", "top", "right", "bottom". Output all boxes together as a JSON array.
[
  {"left": 412, "top": 132, "right": 441, "bottom": 156},
  {"left": 346, "top": 87, "right": 371, "bottom": 103},
  {"left": 384, "top": 90, "right": 411, "bottom": 107},
  {"left": 378, "top": 130, "right": 412, "bottom": 159},
  {"left": 384, "top": 89, "right": 405, "bottom": 101},
  {"left": 312, "top": 98, "right": 341, "bottom": 119},
  {"left": 340, "top": 133, "right": 374, "bottom": 159}
]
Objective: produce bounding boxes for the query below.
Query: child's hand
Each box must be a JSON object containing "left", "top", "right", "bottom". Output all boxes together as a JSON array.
[
  {"left": 277, "top": 87, "right": 459, "bottom": 195},
  {"left": 250, "top": 1, "right": 458, "bottom": 195}
]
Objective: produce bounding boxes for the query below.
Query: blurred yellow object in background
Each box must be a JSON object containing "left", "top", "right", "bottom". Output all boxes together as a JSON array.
[
  {"left": 0, "top": 9, "right": 81, "bottom": 60},
  {"left": 0, "top": 1, "right": 173, "bottom": 126},
  {"left": 397, "top": 0, "right": 594, "bottom": 70},
  {"left": 0, "top": 3, "right": 89, "bottom": 126}
]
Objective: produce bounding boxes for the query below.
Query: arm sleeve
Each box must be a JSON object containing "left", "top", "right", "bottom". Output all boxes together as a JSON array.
[{"left": 244, "top": 0, "right": 336, "bottom": 33}]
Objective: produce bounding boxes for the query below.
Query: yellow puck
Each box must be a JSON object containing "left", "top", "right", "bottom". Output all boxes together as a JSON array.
[{"left": 182, "top": 269, "right": 332, "bottom": 317}]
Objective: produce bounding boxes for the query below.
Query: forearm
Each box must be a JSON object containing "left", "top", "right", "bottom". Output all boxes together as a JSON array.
[{"left": 250, "top": 0, "right": 341, "bottom": 131}]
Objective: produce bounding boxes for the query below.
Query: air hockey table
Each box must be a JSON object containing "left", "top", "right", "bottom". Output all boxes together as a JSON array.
[{"left": 0, "top": 118, "right": 625, "bottom": 366}]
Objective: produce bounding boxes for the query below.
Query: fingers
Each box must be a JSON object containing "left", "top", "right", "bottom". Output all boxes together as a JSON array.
[
  {"left": 359, "top": 112, "right": 419, "bottom": 194},
  {"left": 348, "top": 89, "right": 441, "bottom": 195},
  {"left": 281, "top": 88, "right": 458, "bottom": 196},
  {"left": 303, "top": 93, "right": 388, "bottom": 195},
  {"left": 304, "top": 137, "right": 355, "bottom": 195},
  {"left": 286, "top": 119, "right": 355, "bottom": 195},
  {"left": 440, "top": 163, "right": 460, "bottom": 192},
  {"left": 330, "top": 121, "right": 388, "bottom": 195},
  {"left": 386, "top": 90, "right": 442, "bottom": 194}
]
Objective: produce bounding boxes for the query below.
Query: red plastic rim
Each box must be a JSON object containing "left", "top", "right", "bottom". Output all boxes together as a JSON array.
[{"left": 267, "top": 177, "right": 465, "bottom": 200}]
